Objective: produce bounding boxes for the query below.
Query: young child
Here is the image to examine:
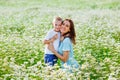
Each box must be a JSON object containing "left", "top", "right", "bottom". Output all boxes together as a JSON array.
[{"left": 43, "top": 17, "right": 62, "bottom": 66}]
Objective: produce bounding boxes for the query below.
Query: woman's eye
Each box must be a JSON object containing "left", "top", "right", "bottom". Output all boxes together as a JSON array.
[
  {"left": 65, "top": 24, "right": 69, "bottom": 27},
  {"left": 62, "top": 23, "right": 69, "bottom": 27}
]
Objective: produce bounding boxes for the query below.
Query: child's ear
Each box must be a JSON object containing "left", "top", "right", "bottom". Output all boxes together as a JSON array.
[{"left": 52, "top": 22, "right": 54, "bottom": 26}]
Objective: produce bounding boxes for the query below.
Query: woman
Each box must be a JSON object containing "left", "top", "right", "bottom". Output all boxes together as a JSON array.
[{"left": 48, "top": 19, "right": 79, "bottom": 69}]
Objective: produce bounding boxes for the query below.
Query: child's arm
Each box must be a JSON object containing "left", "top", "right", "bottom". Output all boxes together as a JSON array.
[
  {"left": 43, "top": 39, "right": 54, "bottom": 44},
  {"left": 43, "top": 34, "right": 58, "bottom": 44}
]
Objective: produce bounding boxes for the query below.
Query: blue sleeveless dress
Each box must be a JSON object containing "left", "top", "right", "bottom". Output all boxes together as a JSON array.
[{"left": 58, "top": 38, "right": 79, "bottom": 69}]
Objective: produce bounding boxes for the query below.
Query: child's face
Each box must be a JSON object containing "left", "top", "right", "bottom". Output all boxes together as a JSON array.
[{"left": 53, "top": 21, "right": 62, "bottom": 32}]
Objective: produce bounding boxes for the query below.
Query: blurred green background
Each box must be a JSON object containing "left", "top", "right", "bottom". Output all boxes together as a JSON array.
[{"left": 0, "top": 0, "right": 120, "bottom": 80}]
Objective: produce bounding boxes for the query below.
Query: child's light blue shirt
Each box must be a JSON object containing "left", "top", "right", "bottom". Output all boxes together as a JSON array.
[{"left": 44, "top": 29, "right": 60, "bottom": 54}]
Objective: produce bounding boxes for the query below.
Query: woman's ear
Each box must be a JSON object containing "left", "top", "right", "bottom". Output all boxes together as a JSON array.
[{"left": 68, "top": 29, "right": 70, "bottom": 32}]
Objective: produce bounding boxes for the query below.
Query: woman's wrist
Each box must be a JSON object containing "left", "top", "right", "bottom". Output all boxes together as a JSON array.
[{"left": 52, "top": 50, "right": 56, "bottom": 53}]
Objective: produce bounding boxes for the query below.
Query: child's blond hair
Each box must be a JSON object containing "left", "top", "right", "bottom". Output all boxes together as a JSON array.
[{"left": 53, "top": 16, "right": 62, "bottom": 23}]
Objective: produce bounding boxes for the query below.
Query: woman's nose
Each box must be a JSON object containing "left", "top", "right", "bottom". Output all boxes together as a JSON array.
[{"left": 62, "top": 25, "right": 65, "bottom": 28}]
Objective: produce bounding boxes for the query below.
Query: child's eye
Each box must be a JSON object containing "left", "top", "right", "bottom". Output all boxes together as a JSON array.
[
  {"left": 59, "top": 25, "right": 61, "bottom": 26},
  {"left": 55, "top": 24, "right": 57, "bottom": 26}
]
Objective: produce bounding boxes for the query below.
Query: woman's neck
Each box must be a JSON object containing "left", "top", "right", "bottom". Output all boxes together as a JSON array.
[
  {"left": 60, "top": 32, "right": 70, "bottom": 41},
  {"left": 62, "top": 32, "right": 70, "bottom": 36}
]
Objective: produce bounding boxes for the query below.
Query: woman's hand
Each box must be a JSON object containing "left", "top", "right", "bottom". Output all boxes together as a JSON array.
[{"left": 48, "top": 43, "right": 69, "bottom": 63}]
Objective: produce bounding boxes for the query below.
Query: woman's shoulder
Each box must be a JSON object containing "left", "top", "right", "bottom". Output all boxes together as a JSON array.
[{"left": 63, "top": 37, "right": 71, "bottom": 43}]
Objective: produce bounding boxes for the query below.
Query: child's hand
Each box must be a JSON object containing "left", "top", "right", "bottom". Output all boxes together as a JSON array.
[
  {"left": 53, "top": 34, "right": 58, "bottom": 40},
  {"left": 60, "top": 36, "right": 64, "bottom": 41},
  {"left": 50, "top": 34, "right": 58, "bottom": 43},
  {"left": 48, "top": 43, "right": 55, "bottom": 53}
]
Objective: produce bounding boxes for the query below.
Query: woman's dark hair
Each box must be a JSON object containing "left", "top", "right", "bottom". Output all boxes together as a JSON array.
[{"left": 64, "top": 19, "right": 76, "bottom": 44}]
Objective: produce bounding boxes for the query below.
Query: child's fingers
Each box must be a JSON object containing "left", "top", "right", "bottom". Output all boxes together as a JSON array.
[
  {"left": 55, "top": 34, "right": 58, "bottom": 39},
  {"left": 53, "top": 34, "right": 58, "bottom": 39}
]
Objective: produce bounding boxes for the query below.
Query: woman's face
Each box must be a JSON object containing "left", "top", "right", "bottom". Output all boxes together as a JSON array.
[{"left": 60, "top": 20, "right": 70, "bottom": 34}]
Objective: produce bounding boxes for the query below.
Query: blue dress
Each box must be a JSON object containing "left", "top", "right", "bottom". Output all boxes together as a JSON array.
[{"left": 58, "top": 37, "right": 79, "bottom": 69}]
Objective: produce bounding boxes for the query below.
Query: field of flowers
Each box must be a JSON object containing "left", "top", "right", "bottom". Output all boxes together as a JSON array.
[{"left": 0, "top": 0, "right": 120, "bottom": 80}]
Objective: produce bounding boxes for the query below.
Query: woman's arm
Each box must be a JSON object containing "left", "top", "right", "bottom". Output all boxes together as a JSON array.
[
  {"left": 53, "top": 50, "right": 69, "bottom": 62},
  {"left": 48, "top": 44, "right": 69, "bottom": 62}
]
